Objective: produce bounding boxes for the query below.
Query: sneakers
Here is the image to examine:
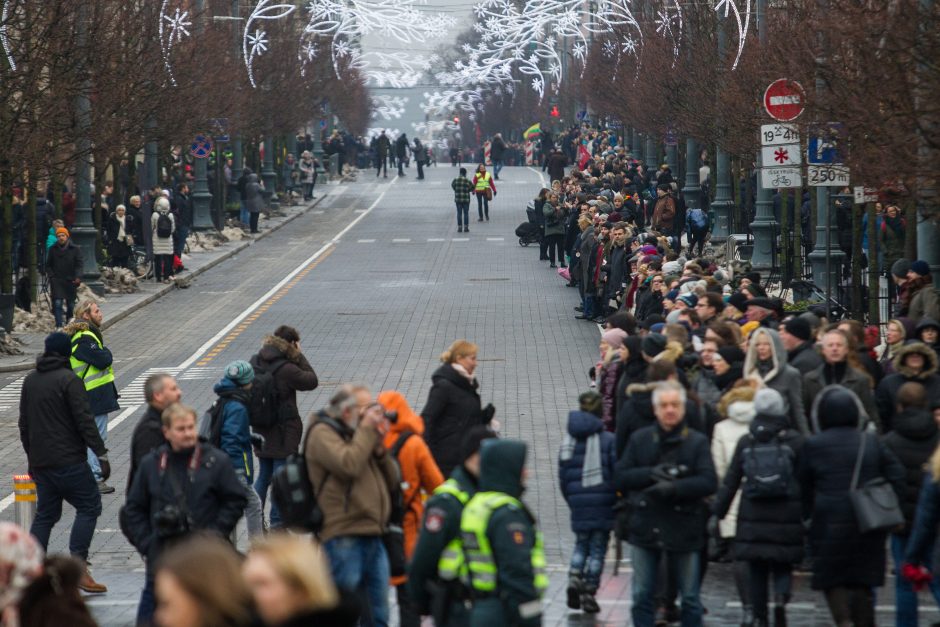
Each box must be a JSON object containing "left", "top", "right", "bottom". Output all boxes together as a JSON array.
[
  {"left": 79, "top": 567, "right": 107, "bottom": 594},
  {"left": 566, "top": 575, "right": 582, "bottom": 610},
  {"left": 98, "top": 481, "right": 115, "bottom": 495},
  {"left": 580, "top": 591, "right": 600, "bottom": 614}
]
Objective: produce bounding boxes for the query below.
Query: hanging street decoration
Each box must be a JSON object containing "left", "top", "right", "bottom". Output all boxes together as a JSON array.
[
  {"left": 244, "top": 0, "right": 296, "bottom": 88},
  {"left": 158, "top": 0, "right": 192, "bottom": 86}
]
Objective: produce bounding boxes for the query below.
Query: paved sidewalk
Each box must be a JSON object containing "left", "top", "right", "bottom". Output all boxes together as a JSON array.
[{"left": 0, "top": 188, "right": 342, "bottom": 372}]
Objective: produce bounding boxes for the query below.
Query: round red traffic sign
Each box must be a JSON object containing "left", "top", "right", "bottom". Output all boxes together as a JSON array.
[{"left": 763, "top": 79, "right": 805, "bottom": 122}]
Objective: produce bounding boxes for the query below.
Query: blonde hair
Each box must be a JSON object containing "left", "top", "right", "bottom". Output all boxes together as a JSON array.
[
  {"left": 161, "top": 403, "right": 196, "bottom": 428},
  {"left": 74, "top": 300, "right": 96, "bottom": 320},
  {"left": 248, "top": 534, "right": 339, "bottom": 611},
  {"left": 441, "top": 340, "right": 477, "bottom": 364}
]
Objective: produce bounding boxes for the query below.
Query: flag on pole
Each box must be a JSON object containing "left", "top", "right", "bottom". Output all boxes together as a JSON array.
[{"left": 523, "top": 123, "right": 541, "bottom": 140}]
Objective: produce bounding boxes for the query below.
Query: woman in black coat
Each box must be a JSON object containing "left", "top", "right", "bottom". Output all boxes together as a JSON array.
[
  {"left": 421, "top": 340, "right": 494, "bottom": 476},
  {"left": 713, "top": 388, "right": 805, "bottom": 627},
  {"left": 799, "top": 386, "right": 905, "bottom": 627},
  {"left": 105, "top": 205, "right": 136, "bottom": 269}
]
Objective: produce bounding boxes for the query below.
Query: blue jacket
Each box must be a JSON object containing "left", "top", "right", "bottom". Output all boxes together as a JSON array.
[
  {"left": 64, "top": 321, "right": 120, "bottom": 416},
  {"left": 906, "top": 473, "right": 940, "bottom": 571},
  {"left": 558, "top": 410, "right": 618, "bottom": 532},
  {"left": 213, "top": 378, "right": 253, "bottom": 481}
]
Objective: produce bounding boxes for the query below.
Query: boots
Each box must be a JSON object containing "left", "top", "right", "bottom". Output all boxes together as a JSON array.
[
  {"left": 79, "top": 565, "right": 107, "bottom": 594},
  {"left": 773, "top": 594, "right": 788, "bottom": 627},
  {"left": 740, "top": 605, "right": 755, "bottom": 627},
  {"left": 580, "top": 587, "right": 600, "bottom": 614},
  {"left": 566, "top": 574, "right": 582, "bottom": 610}
]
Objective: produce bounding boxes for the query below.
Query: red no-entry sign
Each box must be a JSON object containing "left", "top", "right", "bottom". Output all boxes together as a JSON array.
[{"left": 763, "top": 79, "right": 805, "bottom": 122}]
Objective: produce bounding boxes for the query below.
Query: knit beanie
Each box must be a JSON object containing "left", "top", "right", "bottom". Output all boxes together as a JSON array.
[
  {"left": 642, "top": 333, "right": 668, "bottom": 358},
  {"left": 54, "top": 227, "right": 69, "bottom": 238},
  {"left": 783, "top": 316, "right": 812, "bottom": 342},
  {"left": 601, "top": 328, "right": 628, "bottom": 350},
  {"left": 911, "top": 260, "right": 931, "bottom": 277},
  {"left": 754, "top": 388, "right": 786, "bottom": 417},
  {"left": 44, "top": 332, "right": 71, "bottom": 357},
  {"left": 727, "top": 291, "right": 749, "bottom": 313},
  {"left": 224, "top": 360, "right": 255, "bottom": 386},
  {"left": 717, "top": 345, "right": 745, "bottom": 365},
  {"left": 892, "top": 259, "right": 913, "bottom": 278}
]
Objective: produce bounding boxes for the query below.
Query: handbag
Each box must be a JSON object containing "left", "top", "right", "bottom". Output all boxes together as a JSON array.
[
  {"left": 848, "top": 432, "right": 904, "bottom": 534},
  {"left": 484, "top": 188, "right": 493, "bottom": 201}
]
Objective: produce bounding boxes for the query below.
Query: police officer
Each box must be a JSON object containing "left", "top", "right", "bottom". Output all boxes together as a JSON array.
[
  {"left": 67, "top": 300, "right": 119, "bottom": 494},
  {"left": 461, "top": 439, "right": 547, "bottom": 626},
  {"left": 409, "top": 426, "right": 496, "bottom": 626}
]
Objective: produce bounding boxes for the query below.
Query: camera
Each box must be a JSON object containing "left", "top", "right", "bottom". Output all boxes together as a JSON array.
[
  {"left": 384, "top": 410, "right": 398, "bottom": 423},
  {"left": 154, "top": 504, "right": 193, "bottom": 540}
]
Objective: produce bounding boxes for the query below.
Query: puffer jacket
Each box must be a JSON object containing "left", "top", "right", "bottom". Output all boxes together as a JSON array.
[
  {"left": 213, "top": 378, "right": 253, "bottom": 480},
  {"left": 876, "top": 342, "right": 940, "bottom": 432},
  {"left": 421, "top": 364, "right": 488, "bottom": 477},
  {"left": 379, "top": 391, "right": 444, "bottom": 585},
  {"left": 596, "top": 357, "right": 621, "bottom": 432},
  {"left": 743, "top": 327, "right": 808, "bottom": 434},
  {"left": 250, "top": 335, "right": 319, "bottom": 459},
  {"left": 882, "top": 407, "right": 940, "bottom": 530},
  {"left": 558, "top": 410, "right": 618, "bottom": 532},
  {"left": 710, "top": 392, "right": 755, "bottom": 538}
]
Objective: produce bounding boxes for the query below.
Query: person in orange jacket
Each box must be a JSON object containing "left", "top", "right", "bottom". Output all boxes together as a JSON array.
[{"left": 378, "top": 390, "right": 445, "bottom": 627}]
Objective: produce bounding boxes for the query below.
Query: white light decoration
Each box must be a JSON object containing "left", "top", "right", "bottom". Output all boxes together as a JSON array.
[
  {"left": 1, "top": 0, "right": 15, "bottom": 71},
  {"left": 654, "top": 0, "right": 683, "bottom": 64},
  {"left": 158, "top": 0, "right": 191, "bottom": 86},
  {"left": 715, "top": 0, "right": 750, "bottom": 70},
  {"left": 243, "top": 0, "right": 296, "bottom": 88},
  {"left": 372, "top": 94, "right": 409, "bottom": 120}
]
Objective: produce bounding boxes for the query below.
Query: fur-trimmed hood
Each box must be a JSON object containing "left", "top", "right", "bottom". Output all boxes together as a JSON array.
[
  {"left": 651, "top": 340, "right": 685, "bottom": 364},
  {"left": 743, "top": 327, "right": 787, "bottom": 382},
  {"left": 892, "top": 342, "right": 939, "bottom": 380},
  {"left": 626, "top": 381, "right": 659, "bottom": 397},
  {"left": 717, "top": 385, "right": 756, "bottom": 420},
  {"left": 62, "top": 320, "right": 101, "bottom": 341},
  {"left": 258, "top": 334, "right": 303, "bottom": 364}
]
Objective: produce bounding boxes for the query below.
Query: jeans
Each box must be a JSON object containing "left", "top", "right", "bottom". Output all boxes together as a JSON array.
[
  {"left": 137, "top": 578, "right": 155, "bottom": 626},
  {"left": 582, "top": 293, "right": 595, "bottom": 319},
  {"left": 86, "top": 413, "right": 109, "bottom": 482},
  {"left": 240, "top": 200, "right": 250, "bottom": 224},
  {"left": 748, "top": 560, "right": 792, "bottom": 622},
  {"left": 173, "top": 224, "right": 189, "bottom": 257},
  {"left": 238, "top": 471, "right": 264, "bottom": 537},
  {"left": 249, "top": 212, "right": 260, "bottom": 233},
  {"left": 631, "top": 545, "right": 702, "bottom": 627},
  {"left": 569, "top": 529, "right": 609, "bottom": 590},
  {"left": 153, "top": 254, "right": 173, "bottom": 281},
  {"left": 31, "top": 462, "right": 102, "bottom": 561},
  {"left": 493, "top": 159, "right": 504, "bottom": 179},
  {"left": 53, "top": 297, "right": 75, "bottom": 328},
  {"left": 325, "top": 536, "right": 390, "bottom": 627},
  {"left": 254, "top": 457, "right": 286, "bottom": 528},
  {"left": 476, "top": 193, "right": 489, "bottom": 219},
  {"left": 892, "top": 533, "right": 940, "bottom": 626},
  {"left": 455, "top": 202, "right": 470, "bottom": 227}
]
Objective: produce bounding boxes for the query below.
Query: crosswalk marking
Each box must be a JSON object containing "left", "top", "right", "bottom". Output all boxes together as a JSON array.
[
  {"left": 486, "top": 237, "right": 505, "bottom": 242},
  {"left": 392, "top": 238, "right": 411, "bottom": 243},
  {"left": 357, "top": 239, "right": 376, "bottom": 243}
]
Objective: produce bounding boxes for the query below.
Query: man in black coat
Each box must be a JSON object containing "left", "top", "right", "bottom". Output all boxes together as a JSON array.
[
  {"left": 128, "top": 373, "right": 182, "bottom": 492},
  {"left": 19, "top": 332, "right": 109, "bottom": 593},
  {"left": 123, "top": 403, "right": 246, "bottom": 625},
  {"left": 396, "top": 134, "right": 409, "bottom": 176},
  {"left": 171, "top": 182, "right": 192, "bottom": 258},
  {"left": 779, "top": 316, "right": 822, "bottom": 375},
  {"left": 46, "top": 227, "right": 83, "bottom": 328},
  {"left": 615, "top": 380, "right": 717, "bottom": 627},
  {"left": 490, "top": 133, "right": 506, "bottom": 180}
]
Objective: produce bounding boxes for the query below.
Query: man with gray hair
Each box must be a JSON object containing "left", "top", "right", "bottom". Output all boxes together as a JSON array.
[
  {"left": 128, "top": 373, "right": 181, "bottom": 492},
  {"left": 615, "top": 380, "right": 717, "bottom": 627},
  {"left": 306, "top": 383, "right": 400, "bottom": 626}
]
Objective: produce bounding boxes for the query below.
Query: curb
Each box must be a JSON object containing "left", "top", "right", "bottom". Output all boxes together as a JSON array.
[{"left": 0, "top": 195, "right": 328, "bottom": 374}]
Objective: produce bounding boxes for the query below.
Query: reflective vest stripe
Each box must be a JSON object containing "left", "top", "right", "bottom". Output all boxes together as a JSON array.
[
  {"left": 69, "top": 330, "right": 115, "bottom": 392},
  {"left": 435, "top": 479, "right": 471, "bottom": 581}
]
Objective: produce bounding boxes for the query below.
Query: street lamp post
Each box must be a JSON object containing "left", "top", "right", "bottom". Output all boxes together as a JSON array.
[
  {"left": 711, "top": 13, "right": 732, "bottom": 242},
  {"left": 190, "top": 0, "right": 213, "bottom": 230},
  {"left": 682, "top": 138, "right": 700, "bottom": 212},
  {"left": 644, "top": 135, "right": 656, "bottom": 172},
  {"left": 261, "top": 134, "right": 277, "bottom": 207},
  {"left": 748, "top": 0, "right": 778, "bottom": 271}
]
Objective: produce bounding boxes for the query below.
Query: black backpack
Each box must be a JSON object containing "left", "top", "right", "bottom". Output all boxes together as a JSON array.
[
  {"left": 247, "top": 357, "right": 289, "bottom": 429},
  {"left": 156, "top": 212, "right": 173, "bottom": 238},
  {"left": 271, "top": 417, "right": 346, "bottom": 533},
  {"left": 742, "top": 434, "right": 794, "bottom": 499},
  {"left": 384, "top": 431, "right": 414, "bottom": 577},
  {"left": 197, "top": 398, "right": 230, "bottom": 447}
]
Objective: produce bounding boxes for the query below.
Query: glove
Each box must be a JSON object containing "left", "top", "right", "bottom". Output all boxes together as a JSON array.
[
  {"left": 482, "top": 404, "right": 496, "bottom": 422},
  {"left": 643, "top": 481, "right": 677, "bottom": 501},
  {"left": 706, "top": 515, "right": 720, "bottom": 539},
  {"left": 650, "top": 463, "right": 679, "bottom": 483},
  {"left": 98, "top": 456, "right": 111, "bottom": 481},
  {"left": 901, "top": 563, "right": 933, "bottom": 591}
]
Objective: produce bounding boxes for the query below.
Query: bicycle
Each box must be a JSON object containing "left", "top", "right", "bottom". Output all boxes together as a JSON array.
[
  {"left": 772, "top": 175, "right": 792, "bottom": 187},
  {"left": 131, "top": 245, "right": 152, "bottom": 280}
]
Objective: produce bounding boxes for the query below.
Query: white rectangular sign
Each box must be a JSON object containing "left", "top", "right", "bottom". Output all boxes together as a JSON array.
[
  {"left": 760, "top": 124, "right": 800, "bottom": 146},
  {"left": 760, "top": 167, "right": 802, "bottom": 189},
  {"left": 853, "top": 186, "right": 878, "bottom": 203},
  {"left": 808, "top": 165, "right": 850, "bottom": 187},
  {"left": 761, "top": 144, "right": 801, "bottom": 167}
]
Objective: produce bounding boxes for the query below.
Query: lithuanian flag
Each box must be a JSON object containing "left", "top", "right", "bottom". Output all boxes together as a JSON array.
[{"left": 523, "top": 123, "right": 541, "bottom": 140}]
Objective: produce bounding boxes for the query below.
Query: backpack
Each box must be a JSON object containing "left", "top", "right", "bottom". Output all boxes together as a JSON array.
[
  {"left": 197, "top": 398, "right": 230, "bottom": 447},
  {"left": 247, "top": 357, "right": 289, "bottom": 429},
  {"left": 742, "top": 434, "right": 794, "bottom": 499},
  {"left": 384, "top": 431, "right": 415, "bottom": 577},
  {"left": 271, "top": 417, "right": 346, "bottom": 533},
  {"left": 156, "top": 212, "right": 173, "bottom": 238},
  {"left": 688, "top": 207, "right": 708, "bottom": 231}
]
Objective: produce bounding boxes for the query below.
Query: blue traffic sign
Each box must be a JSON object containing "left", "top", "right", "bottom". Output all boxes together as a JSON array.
[
  {"left": 190, "top": 134, "right": 213, "bottom": 159},
  {"left": 807, "top": 122, "right": 845, "bottom": 165},
  {"left": 208, "top": 118, "right": 229, "bottom": 143}
]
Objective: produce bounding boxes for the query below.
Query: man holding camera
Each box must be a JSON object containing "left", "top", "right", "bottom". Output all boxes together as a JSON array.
[
  {"left": 306, "top": 384, "right": 400, "bottom": 627},
  {"left": 615, "top": 381, "right": 717, "bottom": 627},
  {"left": 123, "top": 403, "right": 247, "bottom": 626}
]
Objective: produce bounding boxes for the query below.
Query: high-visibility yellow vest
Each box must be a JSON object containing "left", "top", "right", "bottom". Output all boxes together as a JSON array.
[
  {"left": 70, "top": 330, "right": 115, "bottom": 392},
  {"left": 458, "top": 491, "right": 548, "bottom": 595},
  {"left": 435, "top": 479, "right": 471, "bottom": 581},
  {"left": 474, "top": 172, "right": 491, "bottom": 192}
]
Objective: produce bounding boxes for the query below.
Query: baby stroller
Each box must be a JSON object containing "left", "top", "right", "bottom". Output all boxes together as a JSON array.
[{"left": 516, "top": 200, "right": 542, "bottom": 247}]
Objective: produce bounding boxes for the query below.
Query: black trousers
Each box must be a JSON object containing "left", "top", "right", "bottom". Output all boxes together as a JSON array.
[
  {"left": 249, "top": 212, "right": 260, "bottom": 233},
  {"left": 416, "top": 161, "right": 424, "bottom": 179},
  {"left": 476, "top": 193, "right": 489, "bottom": 219},
  {"left": 824, "top": 586, "right": 874, "bottom": 627},
  {"left": 545, "top": 233, "right": 565, "bottom": 265},
  {"left": 539, "top": 226, "right": 548, "bottom": 259},
  {"left": 748, "top": 560, "right": 790, "bottom": 622},
  {"left": 376, "top": 157, "right": 386, "bottom": 177},
  {"left": 688, "top": 227, "right": 707, "bottom": 257}
]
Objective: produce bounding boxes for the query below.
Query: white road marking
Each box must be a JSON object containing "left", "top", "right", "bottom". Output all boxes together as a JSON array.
[
  {"left": 427, "top": 238, "right": 445, "bottom": 242},
  {"left": 358, "top": 239, "right": 376, "bottom": 243},
  {"left": 354, "top": 209, "right": 367, "bottom": 213},
  {"left": 312, "top": 210, "right": 325, "bottom": 215},
  {"left": 108, "top": 404, "right": 142, "bottom": 431},
  {"left": 452, "top": 238, "right": 469, "bottom": 242},
  {"left": 392, "top": 238, "right": 411, "bottom": 243},
  {"left": 486, "top": 237, "right": 505, "bottom": 242}
]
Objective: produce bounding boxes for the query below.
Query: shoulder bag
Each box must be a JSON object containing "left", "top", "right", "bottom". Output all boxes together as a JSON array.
[{"left": 848, "top": 432, "right": 903, "bottom": 534}]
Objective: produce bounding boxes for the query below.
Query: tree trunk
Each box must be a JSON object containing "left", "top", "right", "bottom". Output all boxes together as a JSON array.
[
  {"left": 867, "top": 202, "right": 880, "bottom": 325},
  {"left": 26, "top": 182, "right": 37, "bottom": 303},
  {"left": 0, "top": 163, "right": 12, "bottom": 294}
]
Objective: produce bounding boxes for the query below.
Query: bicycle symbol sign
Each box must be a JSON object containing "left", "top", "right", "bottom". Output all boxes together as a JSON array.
[{"left": 190, "top": 134, "right": 213, "bottom": 159}]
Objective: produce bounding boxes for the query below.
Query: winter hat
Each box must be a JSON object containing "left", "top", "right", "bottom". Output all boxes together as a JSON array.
[
  {"left": 54, "top": 227, "right": 69, "bottom": 238},
  {"left": 601, "top": 328, "right": 628, "bottom": 350},
  {"left": 712, "top": 269, "right": 729, "bottom": 285},
  {"left": 911, "top": 260, "right": 931, "bottom": 277},
  {"left": 815, "top": 386, "right": 861, "bottom": 430},
  {"left": 665, "top": 310, "right": 682, "bottom": 324},
  {"left": 677, "top": 293, "right": 698, "bottom": 308},
  {"left": 579, "top": 391, "right": 603, "bottom": 417},
  {"left": 664, "top": 289, "right": 680, "bottom": 302},
  {"left": 640, "top": 314, "right": 666, "bottom": 330},
  {"left": 892, "top": 258, "right": 913, "bottom": 278},
  {"left": 461, "top": 425, "right": 497, "bottom": 462},
  {"left": 727, "top": 291, "right": 749, "bottom": 313},
  {"left": 717, "top": 345, "right": 745, "bottom": 365},
  {"left": 727, "top": 401, "right": 757, "bottom": 424},
  {"left": 650, "top": 322, "right": 666, "bottom": 334},
  {"left": 662, "top": 260, "right": 682, "bottom": 275},
  {"left": 608, "top": 212, "right": 623, "bottom": 223},
  {"left": 44, "top": 332, "right": 71, "bottom": 357},
  {"left": 799, "top": 311, "right": 822, "bottom": 330},
  {"left": 783, "top": 316, "right": 813, "bottom": 342},
  {"left": 224, "top": 360, "right": 255, "bottom": 386},
  {"left": 642, "top": 333, "right": 668, "bottom": 358},
  {"left": 754, "top": 388, "right": 786, "bottom": 417},
  {"left": 744, "top": 271, "right": 761, "bottom": 285}
]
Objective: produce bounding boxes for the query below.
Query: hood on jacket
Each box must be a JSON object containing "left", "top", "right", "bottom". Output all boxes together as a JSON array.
[
  {"left": 62, "top": 320, "right": 97, "bottom": 338},
  {"left": 213, "top": 377, "right": 251, "bottom": 402},
  {"left": 431, "top": 363, "right": 478, "bottom": 392},
  {"left": 810, "top": 385, "right": 869, "bottom": 431},
  {"left": 717, "top": 385, "right": 756, "bottom": 419},
  {"left": 567, "top": 410, "right": 604, "bottom": 439},
  {"left": 743, "top": 327, "right": 787, "bottom": 382},
  {"left": 893, "top": 408, "right": 939, "bottom": 441},
  {"left": 378, "top": 390, "right": 425, "bottom": 437},
  {"left": 35, "top": 353, "right": 70, "bottom": 372},
  {"left": 750, "top": 411, "right": 790, "bottom": 442},
  {"left": 916, "top": 317, "right": 940, "bottom": 337},
  {"left": 726, "top": 401, "right": 756, "bottom": 424},
  {"left": 893, "top": 342, "right": 940, "bottom": 379},
  {"left": 479, "top": 439, "right": 527, "bottom": 498},
  {"left": 258, "top": 334, "right": 302, "bottom": 364},
  {"left": 651, "top": 341, "right": 684, "bottom": 364}
]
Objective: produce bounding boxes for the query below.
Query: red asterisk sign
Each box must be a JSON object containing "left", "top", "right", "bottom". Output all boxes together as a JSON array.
[{"left": 774, "top": 148, "right": 789, "bottom": 164}]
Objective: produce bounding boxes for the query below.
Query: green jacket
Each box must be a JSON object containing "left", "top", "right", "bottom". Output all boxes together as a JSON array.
[{"left": 542, "top": 202, "right": 565, "bottom": 236}]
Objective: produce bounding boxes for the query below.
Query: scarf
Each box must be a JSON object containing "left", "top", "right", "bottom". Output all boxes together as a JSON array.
[
  {"left": 116, "top": 214, "right": 126, "bottom": 240},
  {"left": 451, "top": 363, "right": 477, "bottom": 387},
  {"left": 560, "top": 432, "right": 604, "bottom": 488}
]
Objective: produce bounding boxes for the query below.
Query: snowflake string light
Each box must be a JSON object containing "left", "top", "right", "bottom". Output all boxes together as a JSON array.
[
  {"left": 163, "top": 8, "right": 191, "bottom": 44},
  {"left": 243, "top": 0, "right": 296, "bottom": 88},
  {"left": 1, "top": 0, "right": 16, "bottom": 71},
  {"left": 248, "top": 30, "right": 268, "bottom": 57},
  {"left": 602, "top": 39, "right": 617, "bottom": 57},
  {"left": 714, "top": 0, "right": 751, "bottom": 70}
]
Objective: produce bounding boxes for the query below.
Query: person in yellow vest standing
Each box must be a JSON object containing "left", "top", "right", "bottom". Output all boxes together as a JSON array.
[
  {"left": 65, "top": 300, "right": 120, "bottom": 495},
  {"left": 471, "top": 164, "right": 497, "bottom": 223},
  {"left": 461, "top": 439, "right": 546, "bottom": 627}
]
